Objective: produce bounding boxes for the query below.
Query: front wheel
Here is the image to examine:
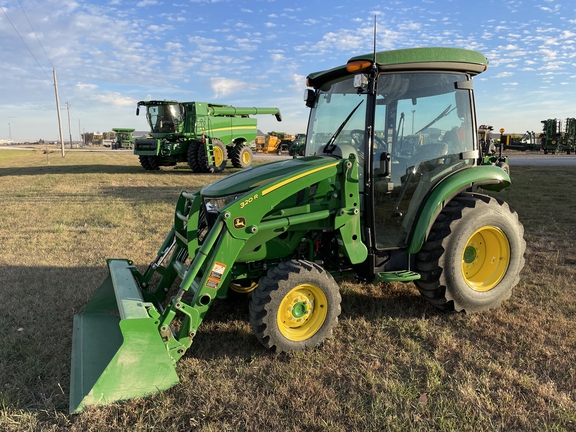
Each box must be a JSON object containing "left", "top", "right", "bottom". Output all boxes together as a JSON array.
[
  {"left": 249, "top": 260, "right": 341, "bottom": 353},
  {"left": 138, "top": 155, "right": 160, "bottom": 171},
  {"left": 415, "top": 193, "right": 525, "bottom": 313}
]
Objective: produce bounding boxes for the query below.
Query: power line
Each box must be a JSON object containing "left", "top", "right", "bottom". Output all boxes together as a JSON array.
[
  {"left": 0, "top": 5, "right": 51, "bottom": 81},
  {"left": 17, "top": 0, "right": 54, "bottom": 69}
]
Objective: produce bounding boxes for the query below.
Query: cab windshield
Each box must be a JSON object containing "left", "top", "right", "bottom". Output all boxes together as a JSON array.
[
  {"left": 305, "top": 72, "right": 476, "bottom": 249},
  {"left": 146, "top": 103, "right": 183, "bottom": 134}
]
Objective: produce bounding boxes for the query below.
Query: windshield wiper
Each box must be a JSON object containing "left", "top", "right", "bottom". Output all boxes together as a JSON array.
[
  {"left": 323, "top": 100, "right": 364, "bottom": 154},
  {"left": 415, "top": 104, "right": 456, "bottom": 135}
]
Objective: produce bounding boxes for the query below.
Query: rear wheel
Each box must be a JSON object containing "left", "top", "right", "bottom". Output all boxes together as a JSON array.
[
  {"left": 231, "top": 144, "right": 253, "bottom": 169},
  {"left": 249, "top": 260, "right": 341, "bottom": 352},
  {"left": 415, "top": 193, "right": 525, "bottom": 313}
]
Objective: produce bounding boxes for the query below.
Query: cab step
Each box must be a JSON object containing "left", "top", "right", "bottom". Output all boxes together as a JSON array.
[{"left": 376, "top": 270, "right": 421, "bottom": 283}]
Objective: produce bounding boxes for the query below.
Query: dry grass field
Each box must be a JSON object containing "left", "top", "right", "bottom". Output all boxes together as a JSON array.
[{"left": 0, "top": 148, "right": 575, "bottom": 431}]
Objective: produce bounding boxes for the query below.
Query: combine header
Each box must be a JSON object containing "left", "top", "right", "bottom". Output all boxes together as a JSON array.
[{"left": 70, "top": 47, "right": 525, "bottom": 412}]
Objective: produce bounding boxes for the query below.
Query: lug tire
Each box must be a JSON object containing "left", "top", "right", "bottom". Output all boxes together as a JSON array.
[
  {"left": 415, "top": 193, "right": 525, "bottom": 313},
  {"left": 231, "top": 144, "right": 253, "bottom": 169},
  {"left": 249, "top": 260, "right": 341, "bottom": 353},
  {"left": 195, "top": 142, "right": 211, "bottom": 173},
  {"left": 195, "top": 139, "right": 227, "bottom": 173},
  {"left": 138, "top": 155, "right": 160, "bottom": 171},
  {"left": 211, "top": 139, "right": 228, "bottom": 172},
  {"left": 187, "top": 141, "right": 202, "bottom": 172}
]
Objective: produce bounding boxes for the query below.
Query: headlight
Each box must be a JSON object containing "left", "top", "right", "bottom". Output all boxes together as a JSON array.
[{"left": 204, "top": 194, "right": 239, "bottom": 213}]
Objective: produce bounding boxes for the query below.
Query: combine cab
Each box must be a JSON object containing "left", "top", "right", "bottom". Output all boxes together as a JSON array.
[{"left": 70, "top": 47, "right": 525, "bottom": 413}]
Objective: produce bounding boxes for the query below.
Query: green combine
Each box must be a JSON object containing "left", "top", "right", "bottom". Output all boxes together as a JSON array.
[
  {"left": 134, "top": 101, "right": 282, "bottom": 172},
  {"left": 70, "top": 47, "right": 526, "bottom": 413},
  {"left": 111, "top": 128, "right": 135, "bottom": 149}
]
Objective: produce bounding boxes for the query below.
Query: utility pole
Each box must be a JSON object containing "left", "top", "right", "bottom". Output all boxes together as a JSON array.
[
  {"left": 53, "top": 69, "right": 65, "bottom": 157},
  {"left": 66, "top": 102, "right": 73, "bottom": 148},
  {"left": 8, "top": 123, "right": 12, "bottom": 140}
]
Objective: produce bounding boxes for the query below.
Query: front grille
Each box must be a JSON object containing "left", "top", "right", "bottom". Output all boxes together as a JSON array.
[{"left": 135, "top": 139, "right": 157, "bottom": 151}]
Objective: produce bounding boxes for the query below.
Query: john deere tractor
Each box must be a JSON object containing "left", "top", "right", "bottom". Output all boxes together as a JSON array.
[
  {"left": 134, "top": 101, "right": 282, "bottom": 172},
  {"left": 70, "top": 47, "right": 526, "bottom": 412}
]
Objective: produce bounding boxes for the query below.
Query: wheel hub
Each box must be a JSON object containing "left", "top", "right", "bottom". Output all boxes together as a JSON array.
[
  {"left": 461, "top": 226, "right": 511, "bottom": 292},
  {"left": 277, "top": 284, "right": 327, "bottom": 341}
]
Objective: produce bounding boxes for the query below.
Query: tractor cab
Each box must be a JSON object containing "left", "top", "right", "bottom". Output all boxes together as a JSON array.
[{"left": 304, "top": 50, "right": 484, "bottom": 256}]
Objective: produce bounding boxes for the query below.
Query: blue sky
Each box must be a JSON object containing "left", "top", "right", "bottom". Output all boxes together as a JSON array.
[{"left": 1, "top": 0, "right": 575, "bottom": 142}]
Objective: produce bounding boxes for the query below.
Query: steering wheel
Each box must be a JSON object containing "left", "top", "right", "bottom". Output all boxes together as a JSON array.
[{"left": 349, "top": 129, "right": 388, "bottom": 152}]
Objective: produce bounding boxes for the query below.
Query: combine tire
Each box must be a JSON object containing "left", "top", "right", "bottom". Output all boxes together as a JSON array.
[
  {"left": 231, "top": 144, "right": 253, "bottom": 169},
  {"left": 138, "top": 155, "right": 160, "bottom": 171},
  {"left": 196, "top": 139, "right": 227, "bottom": 173},
  {"left": 415, "top": 193, "right": 525, "bottom": 313},
  {"left": 249, "top": 260, "right": 341, "bottom": 353},
  {"left": 187, "top": 141, "right": 201, "bottom": 172}
]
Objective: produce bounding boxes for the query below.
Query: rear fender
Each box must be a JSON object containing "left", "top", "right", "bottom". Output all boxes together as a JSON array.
[{"left": 408, "top": 165, "right": 511, "bottom": 254}]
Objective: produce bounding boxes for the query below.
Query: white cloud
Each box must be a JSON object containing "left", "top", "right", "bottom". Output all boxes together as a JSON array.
[
  {"left": 136, "top": 0, "right": 158, "bottom": 6},
  {"left": 76, "top": 83, "right": 98, "bottom": 90},
  {"left": 495, "top": 72, "right": 514, "bottom": 78},
  {"left": 93, "top": 92, "right": 136, "bottom": 107},
  {"left": 210, "top": 77, "right": 255, "bottom": 97}
]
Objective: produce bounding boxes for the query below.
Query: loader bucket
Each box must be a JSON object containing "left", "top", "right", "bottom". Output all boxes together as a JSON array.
[{"left": 69, "top": 259, "right": 179, "bottom": 413}]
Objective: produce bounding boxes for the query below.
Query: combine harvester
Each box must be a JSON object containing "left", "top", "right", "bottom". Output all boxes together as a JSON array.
[
  {"left": 70, "top": 47, "right": 526, "bottom": 412},
  {"left": 134, "top": 101, "right": 282, "bottom": 172}
]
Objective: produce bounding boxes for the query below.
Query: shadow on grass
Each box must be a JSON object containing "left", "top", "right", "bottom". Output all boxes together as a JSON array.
[
  {"left": 0, "top": 165, "right": 196, "bottom": 176},
  {"left": 0, "top": 264, "right": 450, "bottom": 413}
]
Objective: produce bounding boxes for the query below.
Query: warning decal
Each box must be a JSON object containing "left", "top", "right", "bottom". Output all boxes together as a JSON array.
[{"left": 206, "top": 261, "right": 227, "bottom": 290}]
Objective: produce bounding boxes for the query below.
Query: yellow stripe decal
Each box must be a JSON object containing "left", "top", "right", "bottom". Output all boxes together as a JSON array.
[
  {"left": 205, "top": 126, "right": 256, "bottom": 133},
  {"left": 262, "top": 162, "right": 339, "bottom": 196}
]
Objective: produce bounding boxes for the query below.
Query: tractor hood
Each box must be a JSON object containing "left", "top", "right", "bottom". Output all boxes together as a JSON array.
[{"left": 201, "top": 156, "right": 337, "bottom": 198}]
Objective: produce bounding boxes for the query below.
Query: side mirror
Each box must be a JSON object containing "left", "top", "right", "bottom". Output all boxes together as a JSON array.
[
  {"left": 136, "top": 107, "right": 140, "bottom": 116},
  {"left": 304, "top": 89, "right": 315, "bottom": 108}
]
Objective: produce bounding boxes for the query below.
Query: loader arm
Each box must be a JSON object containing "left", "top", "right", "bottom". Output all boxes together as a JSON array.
[{"left": 155, "top": 155, "right": 368, "bottom": 360}]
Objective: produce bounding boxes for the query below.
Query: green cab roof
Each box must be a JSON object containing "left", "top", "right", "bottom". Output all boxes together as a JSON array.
[{"left": 307, "top": 47, "right": 488, "bottom": 89}]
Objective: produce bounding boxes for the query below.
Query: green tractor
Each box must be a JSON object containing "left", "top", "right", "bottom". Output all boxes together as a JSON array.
[
  {"left": 70, "top": 47, "right": 526, "bottom": 413},
  {"left": 134, "top": 101, "right": 282, "bottom": 172}
]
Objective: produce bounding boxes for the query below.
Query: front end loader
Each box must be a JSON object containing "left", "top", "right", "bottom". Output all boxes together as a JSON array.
[{"left": 70, "top": 47, "right": 526, "bottom": 412}]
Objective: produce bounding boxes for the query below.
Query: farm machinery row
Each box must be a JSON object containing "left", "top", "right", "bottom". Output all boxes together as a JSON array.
[
  {"left": 70, "top": 46, "right": 526, "bottom": 413},
  {"left": 486, "top": 118, "right": 576, "bottom": 154}
]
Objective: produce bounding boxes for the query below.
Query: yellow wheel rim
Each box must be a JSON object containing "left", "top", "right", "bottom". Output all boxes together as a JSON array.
[
  {"left": 241, "top": 149, "right": 251, "bottom": 165},
  {"left": 277, "top": 284, "right": 327, "bottom": 341},
  {"left": 214, "top": 145, "right": 224, "bottom": 166},
  {"left": 229, "top": 280, "right": 258, "bottom": 294},
  {"left": 461, "top": 226, "right": 511, "bottom": 292}
]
